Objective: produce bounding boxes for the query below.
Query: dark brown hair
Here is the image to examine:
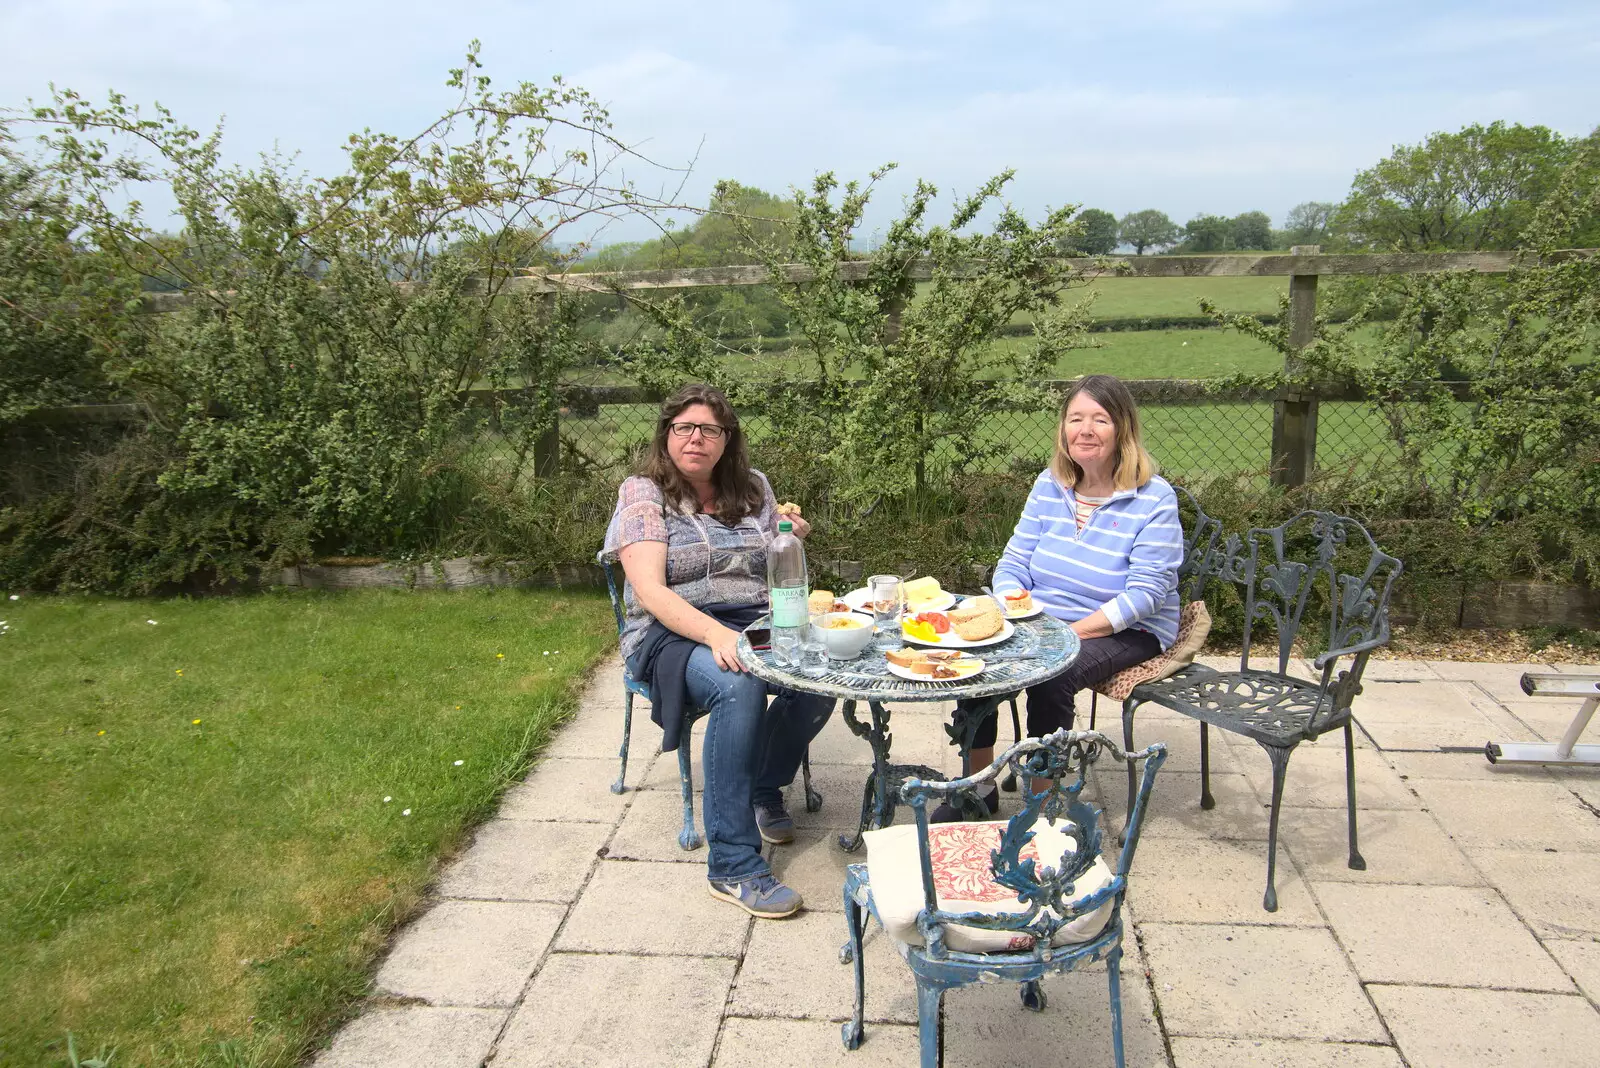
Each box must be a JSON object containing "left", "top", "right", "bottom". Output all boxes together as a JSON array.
[
  {"left": 640, "top": 383, "right": 765, "bottom": 525},
  {"left": 1050, "top": 374, "right": 1159, "bottom": 491}
]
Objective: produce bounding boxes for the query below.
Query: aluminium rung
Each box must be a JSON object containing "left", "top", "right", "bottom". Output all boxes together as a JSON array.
[{"left": 1520, "top": 672, "right": 1600, "bottom": 698}]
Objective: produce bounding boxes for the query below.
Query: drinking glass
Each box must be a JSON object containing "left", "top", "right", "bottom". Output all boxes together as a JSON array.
[
  {"left": 868, "top": 574, "right": 904, "bottom": 651},
  {"left": 800, "top": 611, "right": 829, "bottom": 677}
]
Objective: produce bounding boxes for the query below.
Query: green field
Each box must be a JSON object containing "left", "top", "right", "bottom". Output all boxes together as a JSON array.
[{"left": 0, "top": 589, "right": 615, "bottom": 1067}]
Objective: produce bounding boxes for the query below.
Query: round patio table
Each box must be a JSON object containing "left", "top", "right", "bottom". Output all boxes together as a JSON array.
[{"left": 738, "top": 613, "right": 1081, "bottom": 851}]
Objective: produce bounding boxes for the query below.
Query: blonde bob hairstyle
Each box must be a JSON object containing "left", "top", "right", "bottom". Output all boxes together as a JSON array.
[{"left": 1049, "top": 374, "right": 1159, "bottom": 492}]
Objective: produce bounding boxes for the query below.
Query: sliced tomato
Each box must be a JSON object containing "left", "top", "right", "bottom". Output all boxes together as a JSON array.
[{"left": 915, "top": 611, "right": 951, "bottom": 634}]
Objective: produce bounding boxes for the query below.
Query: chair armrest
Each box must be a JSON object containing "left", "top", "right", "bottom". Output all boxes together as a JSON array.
[{"left": 1313, "top": 634, "right": 1389, "bottom": 671}]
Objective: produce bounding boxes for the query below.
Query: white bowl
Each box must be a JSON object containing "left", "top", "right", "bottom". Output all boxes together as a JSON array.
[{"left": 817, "top": 611, "right": 875, "bottom": 659}]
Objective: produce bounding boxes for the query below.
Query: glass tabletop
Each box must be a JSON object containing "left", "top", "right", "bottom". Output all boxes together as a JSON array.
[{"left": 736, "top": 613, "right": 1082, "bottom": 702}]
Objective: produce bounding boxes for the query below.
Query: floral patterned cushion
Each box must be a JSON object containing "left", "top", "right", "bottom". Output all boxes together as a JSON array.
[
  {"left": 863, "top": 819, "right": 1115, "bottom": 953},
  {"left": 1094, "top": 600, "right": 1212, "bottom": 703}
]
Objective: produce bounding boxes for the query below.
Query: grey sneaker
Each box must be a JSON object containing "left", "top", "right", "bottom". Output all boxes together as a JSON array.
[
  {"left": 753, "top": 801, "right": 795, "bottom": 845},
  {"left": 708, "top": 873, "right": 803, "bottom": 918}
]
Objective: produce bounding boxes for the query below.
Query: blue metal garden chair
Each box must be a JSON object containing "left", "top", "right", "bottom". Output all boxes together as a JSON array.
[
  {"left": 841, "top": 729, "right": 1167, "bottom": 1068},
  {"left": 600, "top": 555, "right": 820, "bottom": 851}
]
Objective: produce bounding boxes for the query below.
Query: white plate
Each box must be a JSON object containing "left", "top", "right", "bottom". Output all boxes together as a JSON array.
[
  {"left": 885, "top": 656, "right": 986, "bottom": 683},
  {"left": 899, "top": 615, "right": 1016, "bottom": 649},
  {"left": 841, "top": 586, "right": 958, "bottom": 614},
  {"left": 1000, "top": 600, "right": 1044, "bottom": 621}
]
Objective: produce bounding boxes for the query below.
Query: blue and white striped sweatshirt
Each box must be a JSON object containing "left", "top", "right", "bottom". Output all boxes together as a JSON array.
[{"left": 991, "top": 470, "right": 1183, "bottom": 650}]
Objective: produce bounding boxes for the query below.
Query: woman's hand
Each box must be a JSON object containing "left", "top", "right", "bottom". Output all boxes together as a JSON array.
[
  {"left": 776, "top": 501, "right": 812, "bottom": 539},
  {"left": 706, "top": 624, "right": 745, "bottom": 672}
]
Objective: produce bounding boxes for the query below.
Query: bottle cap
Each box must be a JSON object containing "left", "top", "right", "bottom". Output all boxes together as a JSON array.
[{"left": 777, "top": 520, "right": 793, "bottom": 532}]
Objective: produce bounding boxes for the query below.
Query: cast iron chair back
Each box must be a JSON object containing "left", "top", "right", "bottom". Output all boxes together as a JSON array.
[
  {"left": 1119, "top": 510, "right": 1402, "bottom": 910},
  {"left": 841, "top": 730, "right": 1167, "bottom": 1068},
  {"left": 1229, "top": 511, "right": 1403, "bottom": 727}
]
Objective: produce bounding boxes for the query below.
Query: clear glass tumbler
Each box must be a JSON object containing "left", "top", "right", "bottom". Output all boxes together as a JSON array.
[
  {"left": 868, "top": 574, "right": 904, "bottom": 651},
  {"left": 800, "top": 612, "right": 829, "bottom": 677}
]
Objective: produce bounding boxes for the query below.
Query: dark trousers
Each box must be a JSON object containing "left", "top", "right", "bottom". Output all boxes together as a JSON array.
[{"left": 962, "top": 628, "right": 1162, "bottom": 749}]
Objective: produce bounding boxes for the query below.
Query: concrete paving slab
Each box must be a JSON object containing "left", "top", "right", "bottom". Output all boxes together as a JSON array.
[
  {"left": 1141, "top": 923, "right": 1385, "bottom": 1041},
  {"left": 1387, "top": 749, "right": 1555, "bottom": 784},
  {"left": 1362, "top": 660, "right": 1444, "bottom": 682},
  {"left": 604, "top": 787, "right": 708, "bottom": 863},
  {"left": 1409, "top": 779, "right": 1600, "bottom": 852},
  {"left": 555, "top": 860, "right": 751, "bottom": 956},
  {"left": 498, "top": 757, "right": 635, "bottom": 823},
  {"left": 1353, "top": 686, "right": 1526, "bottom": 752},
  {"left": 1315, "top": 883, "right": 1573, "bottom": 991},
  {"left": 1368, "top": 985, "right": 1600, "bottom": 1068},
  {"left": 436, "top": 820, "right": 610, "bottom": 903},
  {"left": 1235, "top": 742, "right": 1416, "bottom": 811},
  {"left": 374, "top": 900, "right": 565, "bottom": 1007},
  {"left": 1466, "top": 849, "right": 1600, "bottom": 940},
  {"left": 636, "top": 722, "right": 704, "bottom": 791},
  {"left": 312, "top": 1006, "right": 505, "bottom": 1068},
  {"left": 942, "top": 963, "right": 1168, "bottom": 1068},
  {"left": 1428, "top": 661, "right": 1556, "bottom": 703},
  {"left": 1099, "top": 770, "right": 1272, "bottom": 841},
  {"left": 1123, "top": 720, "right": 1244, "bottom": 775},
  {"left": 1131, "top": 836, "right": 1321, "bottom": 926},
  {"left": 769, "top": 829, "right": 857, "bottom": 913},
  {"left": 729, "top": 909, "right": 919, "bottom": 1023},
  {"left": 1170, "top": 1037, "right": 1403, "bottom": 1068},
  {"left": 1544, "top": 939, "right": 1600, "bottom": 1005},
  {"left": 491, "top": 953, "right": 734, "bottom": 1068},
  {"left": 1494, "top": 697, "right": 1600, "bottom": 746},
  {"left": 1282, "top": 807, "right": 1481, "bottom": 885},
  {"left": 714, "top": 1016, "right": 920, "bottom": 1067}
]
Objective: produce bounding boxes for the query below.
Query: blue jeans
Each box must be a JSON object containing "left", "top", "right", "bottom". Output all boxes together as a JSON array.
[{"left": 681, "top": 645, "right": 834, "bottom": 883}]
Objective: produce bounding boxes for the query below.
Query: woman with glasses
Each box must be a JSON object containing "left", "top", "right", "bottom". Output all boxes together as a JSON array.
[
  {"left": 937, "top": 374, "right": 1183, "bottom": 821},
  {"left": 604, "top": 383, "right": 833, "bottom": 918}
]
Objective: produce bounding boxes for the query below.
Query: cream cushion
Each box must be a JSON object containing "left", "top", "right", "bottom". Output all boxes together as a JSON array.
[
  {"left": 863, "top": 819, "right": 1116, "bottom": 953},
  {"left": 1094, "top": 599, "right": 1213, "bottom": 702}
]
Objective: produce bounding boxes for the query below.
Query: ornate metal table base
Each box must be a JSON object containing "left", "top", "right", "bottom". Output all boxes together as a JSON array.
[{"left": 736, "top": 614, "right": 1082, "bottom": 851}]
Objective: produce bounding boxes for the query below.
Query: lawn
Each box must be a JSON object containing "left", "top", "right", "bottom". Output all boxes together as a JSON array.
[{"left": 0, "top": 588, "right": 616, "bottom": 1068}]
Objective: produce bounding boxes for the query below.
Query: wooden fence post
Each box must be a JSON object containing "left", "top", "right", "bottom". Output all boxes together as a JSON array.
[
  {"left": 1271, "top": 245, "right": 1321, "bottom": 488},
  {"left": 533, "top": 291, "right": 561, "bottom": 478}
]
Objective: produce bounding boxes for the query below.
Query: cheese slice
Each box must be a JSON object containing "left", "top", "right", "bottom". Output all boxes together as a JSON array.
[{"left": 903, "top": 577, "right": 943, "bottom": 605}]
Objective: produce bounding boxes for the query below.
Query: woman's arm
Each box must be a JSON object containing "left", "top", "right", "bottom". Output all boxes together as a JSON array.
[
  {"left": 619, "top": 541, "right": 747, "bottom": 672},
  {"left": 991, "top": 472, "right": 1052, "bottom": 592},
  {"left": 1098, "top": 488, "right": 1183, "bottom": 633}
]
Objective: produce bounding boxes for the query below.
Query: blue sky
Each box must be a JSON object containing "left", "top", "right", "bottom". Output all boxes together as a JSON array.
[{"left": 2, "top": 1, "right": 1597, "bottom": 245}]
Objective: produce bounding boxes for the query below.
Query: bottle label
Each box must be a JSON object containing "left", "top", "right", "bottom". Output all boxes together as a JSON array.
[{"left": 770, "top": 585, "right": 809, "bottom": 628}]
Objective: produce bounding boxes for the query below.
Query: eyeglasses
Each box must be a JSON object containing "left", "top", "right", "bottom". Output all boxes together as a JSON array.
[{"left": 668, "top": 421, "right": 728, "bottom": 440}]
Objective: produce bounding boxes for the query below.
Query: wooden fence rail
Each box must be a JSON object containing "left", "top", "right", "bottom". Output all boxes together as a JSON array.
[{"left": 64, "top": 248, "right": 1600, "bottom": 486}]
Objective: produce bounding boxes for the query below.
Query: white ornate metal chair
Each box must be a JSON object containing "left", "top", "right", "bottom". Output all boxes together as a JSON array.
[{"left": 841, "top": 729, "right": 1167, "bottom": 1068}]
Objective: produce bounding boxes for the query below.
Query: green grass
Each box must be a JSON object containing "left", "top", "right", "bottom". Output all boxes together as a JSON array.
[{"left": 0, "top": 588, "right": 616, "bottom": 1068}]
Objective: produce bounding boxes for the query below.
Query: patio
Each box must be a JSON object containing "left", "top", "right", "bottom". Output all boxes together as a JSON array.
[{"left": 314, "top": 654, "right": 1600, "bottom": 1068}]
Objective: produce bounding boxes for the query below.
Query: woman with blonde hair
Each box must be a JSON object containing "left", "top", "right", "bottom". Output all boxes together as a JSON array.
[{"left": 937, "top": 374, "right": 1182, "bottom": 820}]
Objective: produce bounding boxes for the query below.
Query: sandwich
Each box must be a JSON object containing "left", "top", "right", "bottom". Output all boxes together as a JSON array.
[
  {"left": 948, "top": 597, "right": 1004, "bottom": 642},
  {"left": 1001, "top": 588, "right": 1034, "bottom": 615}
]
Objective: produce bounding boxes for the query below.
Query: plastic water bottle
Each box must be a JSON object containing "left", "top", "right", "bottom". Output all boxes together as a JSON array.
[{"left": 767, "top": 519, "right": 809, "bottom": 668}]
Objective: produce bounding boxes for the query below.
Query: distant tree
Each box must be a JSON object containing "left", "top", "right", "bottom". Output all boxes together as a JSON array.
[
  {"left": 1118, "top": 209, "right": 1179, "bottom": 255},
  {"left": 1333, "top": 121, "right": 1573, "bottom": 250},
  {"left": 1230, "top": 210, "right": 1273, "bottom": 250},
  {"left": 1283, "top": 201, "right": 1336, "bottom": 246},
  {"left": 1064, "top": 208, "right": 1119, "bottom": 255},
  {"left": 1180, "top": 214, "right": 1232, "bottom": 252}
]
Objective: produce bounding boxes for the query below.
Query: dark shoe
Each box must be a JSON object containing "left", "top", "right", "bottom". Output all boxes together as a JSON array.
[
  {"left": 930, "top": 784, "right": 1000, "bottom": 824},
  {"left": 707, "top": 873, "right": 803, "bottom": 918},
  {"left": 754, "top": 801, "right": 795, "bottom": 845}
]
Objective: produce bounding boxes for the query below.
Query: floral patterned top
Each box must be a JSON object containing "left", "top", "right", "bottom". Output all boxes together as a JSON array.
[{"left": 603, "top": 472, "right": 781, "bottom": 660}]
